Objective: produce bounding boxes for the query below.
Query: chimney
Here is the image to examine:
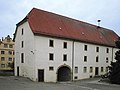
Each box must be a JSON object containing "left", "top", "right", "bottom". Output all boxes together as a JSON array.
[{"left": 97, "top": 19, "right": 101, "bottom": 28}]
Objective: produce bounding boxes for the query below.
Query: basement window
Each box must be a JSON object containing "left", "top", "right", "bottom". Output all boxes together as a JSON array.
[{"left": 49, "top": 66, "right": 54, "bottom": 71}]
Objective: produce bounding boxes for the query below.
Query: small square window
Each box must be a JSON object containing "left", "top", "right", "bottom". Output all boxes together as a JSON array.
[
  {"left": 8, "top": 51, "right": 12, "bottom": 55},
  {"left": 63, "top": 42, "right": 67, "bottom": 49},
  {"left": 74, "top": 76, "right": 78, "bottom": 79},
  {"left": 1, "top": 57, "right": 5, "bottom": 61},
  {"left": 1, "top": 64, "right": 5, "bottom": 68},
  {"left": 83, "top": 67, "right": 87, "bottom": 73},
  {"left": 101, "top": 67, "right": 104, "bottom": 72},
  {"left": 106, "top": 57, "right": 109, "bottom": 63},
  {"left": 90, "top": 67, "right": 93, "bottom": 73},
  {"left": 49, "top": 66, "right": 54, "bottom": 71},
  {"left": 96, "top": 47, "right": 99, "bottom": 52},
  {"left": 1, "top": 51, "right": 5, "bottom": 54},
  {"left": 84, "top": 56, "right": 87, "bottom": 62},
  {"left": 8, "top": 58, "right": 12, "bottom": 61},
  {"left": 9, "top": 44, "right": 13, "bottom": 48},
  {"left": 106, "top": 67, "right": 108, "bottom": 72},
  {"left": 96, "top": 56, "right": 99, "bottom": 62},
  {"left": 84, "top": 45, "right": 87, "bottom": 51},
  {"left": 49, "top": 40, "right": 54, "bottom": 47},
  {"left": 75, "top": 67, "right": 78, "bottom": 73},
  {"left": 49, "top": 53, "right": 54, "bottom": 60},
  {"left": 4, "top": 44, "right": 8, "bottom": 48},
  {"left": 106, "top": 48, "right": 109, "bottom": 53},
  {"left": 63, "top": 54, "right": 67, "bottom": 61}
]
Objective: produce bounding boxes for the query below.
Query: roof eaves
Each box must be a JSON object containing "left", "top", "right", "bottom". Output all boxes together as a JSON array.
[{"left": 34, "top": 32, "right": 116, "bottom": 48}]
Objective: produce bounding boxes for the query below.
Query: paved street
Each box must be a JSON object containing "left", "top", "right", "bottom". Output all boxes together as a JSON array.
[{"left": 0, "top": 76, "right": 120, "bottom": 90}]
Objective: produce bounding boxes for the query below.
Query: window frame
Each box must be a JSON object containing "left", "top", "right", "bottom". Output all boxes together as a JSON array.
[
  {"left": 63, "top": 42, "right": 67, "bottom": 49},
  {"left": 21, "top": 53, "right": 24, "bottom": 63},
  {"left": 84, "top": 45, "right": 87, "bottom": 51},
  {"left": 49, "top": 40, "right": 54, "bottom": 47},
  {"left": 63, "top": 54, "right": 67, "bottom": 61},
  {"left": 49, "top": 53, "right": 54, "bottom": 60}
]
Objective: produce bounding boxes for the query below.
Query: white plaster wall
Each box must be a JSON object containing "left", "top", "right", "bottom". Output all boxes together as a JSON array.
[
  {"left": 74, "top": 42, "right": 113, "bottom": 80},
  {"left": 15, "top": 21, "right": 35, "bottom": 81},
  {"left": 15, "top": 21, "right": 118, "bottom": 82},
  {"left": 34, "top": 36, "right": 73, "bottom": 82}
]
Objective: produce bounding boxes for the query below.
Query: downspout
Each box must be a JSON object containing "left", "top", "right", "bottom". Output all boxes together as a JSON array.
[{"left": 72, "top": 41, "right": 75, "bottom": 81}]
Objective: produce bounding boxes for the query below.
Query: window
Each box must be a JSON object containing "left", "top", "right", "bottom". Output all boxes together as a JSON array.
[
  {"left": 1, "top": 51, "right": 5, "bottom": 54},
  {"left": 90, "top": 67, "right": 93, "bottom": 73},
  {"left": 1, "top": 57, "right": 5, "bottom": 61},
  {"left": 63, "top": 54, "right": 67, "bottom": 61},
  {"left": 8, "top": 58, "right": 12, "bottom": 61},
  {"left": 4, "top": 44, "right": 8, "bottom": 48},
  {"left": 74, "top": 76, "right": 78, "bottom": 79},
  {"left": 83, "top": 67, "right": 87, "bottom": 73},
  {"left": 21, "top": 53, "right": 24, "bottom": 63},
  {"left": 84, "top": 56, "right": 87, "bottom": 62},
  {"left": 101, "top": 67, "right": 104, "bottom": 72},
  {"left": 63, "top": 42, "right": 67, "bottom": 49},
  {"left": 22, "top": 28, "right": 24, "bottom": 35},
  {"left": 84, "top": 45, "right": 87, "bottom": 51},
  {"left": 8, "top": 51, "right": 12, "bottom": 55},
  {"left": 49, "top": 53, "right": 54, "bottom": 60},
  {"left": 96, "top": 47, "right": 99, "bottom": 52},
  {"left": 75, "top": 67, "right": 78, "bottom": 73},
  {"left": 49, "top": 66, "right": 54, "bottom": 71},
  {"left": 96, "top": 56, "right": 99, "bottom": 62},
  {"left": 21, "top": 41, "right": 24, "bottom": 48},
  {"left": 106, "top": 57, "right": 109, "bottom": 63},
  {"left": 9, "top": 44, "right": 13, "bottom": 48},
  {"left": 13, "top": 52, "right": 15, "bottom": 55},
  {"left": 1, "top": 64, "right": 5, "bottom": 68},
  {"left": 106, "top": 48, "right": 109, "bottom": 53},
  {"left": 49, "top": 40, "right": 54, "bottom": 47},
  {"left": 106, "top": 67, "right": 108, "bottom": 72}
]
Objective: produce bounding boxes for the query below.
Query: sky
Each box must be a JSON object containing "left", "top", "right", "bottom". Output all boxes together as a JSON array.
[{"left": 0, "top": 0, "right": 120, "bottom": 39}]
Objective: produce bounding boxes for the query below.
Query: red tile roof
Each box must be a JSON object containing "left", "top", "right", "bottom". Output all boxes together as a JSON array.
[{"left": 17, "top": 8, "right": 119, "bottom": 47}]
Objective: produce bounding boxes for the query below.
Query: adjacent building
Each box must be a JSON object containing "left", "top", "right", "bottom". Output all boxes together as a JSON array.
[
  {"left": 0, "top": 35, "right": 14, "bottom": 71},
  {"left": 14, "top": 8, "right": 119, "bottom": 82}
]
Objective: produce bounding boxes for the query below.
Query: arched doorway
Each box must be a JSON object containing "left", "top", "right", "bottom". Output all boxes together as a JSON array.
[{"left": 57, "top": 66, "right": 71, "bottom": 81}]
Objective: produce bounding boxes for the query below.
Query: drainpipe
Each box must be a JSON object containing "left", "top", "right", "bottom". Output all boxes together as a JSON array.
[{"left": 72, "top": 41, "right": 75, "bottom": 81}]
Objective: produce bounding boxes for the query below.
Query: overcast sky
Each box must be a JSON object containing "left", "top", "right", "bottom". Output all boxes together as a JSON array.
[{"left": 0, "top": 0, "right": 120, "bottom": 39}]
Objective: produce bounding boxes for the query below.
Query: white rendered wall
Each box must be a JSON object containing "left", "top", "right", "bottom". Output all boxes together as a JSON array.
[
  {"left": 15, "top": 21, "right": 36, "bottom": 81},
  {"left": 34, "top": 36, "right": 73, "bottom": 82},
  {"left": 15, "top": 21, "right": 118, "bottom": 82}
]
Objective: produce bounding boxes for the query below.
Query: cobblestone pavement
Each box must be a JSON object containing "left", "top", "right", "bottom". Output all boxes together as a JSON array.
[{"left": 0, "top": 76, "right": 120, "bottom": 90}]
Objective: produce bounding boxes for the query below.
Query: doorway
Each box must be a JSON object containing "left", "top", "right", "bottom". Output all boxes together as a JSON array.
[
  {"left": 17, "top": 66, "right": 19, "bottom": 76},
  {"left": 57, "top": 66, "right": 71, "bottom": 81},
  {"left": 38, "top": 69, "right": 44, "bottom": 82},
  {"left": 95, "top": 67, "right": 99, "bottom": 76}
]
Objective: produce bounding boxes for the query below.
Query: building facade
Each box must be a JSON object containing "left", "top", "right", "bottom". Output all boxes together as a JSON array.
[
  {"left": 0, "top": 35, "right": 14, "bottom": 71},
  {"left": 14, "top": 8, "right": 119, "bottom": 82}
]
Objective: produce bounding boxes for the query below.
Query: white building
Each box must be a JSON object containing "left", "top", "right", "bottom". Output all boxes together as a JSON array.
[{"left": 14, "top": 8, "right": 119, "bottom": 82}]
